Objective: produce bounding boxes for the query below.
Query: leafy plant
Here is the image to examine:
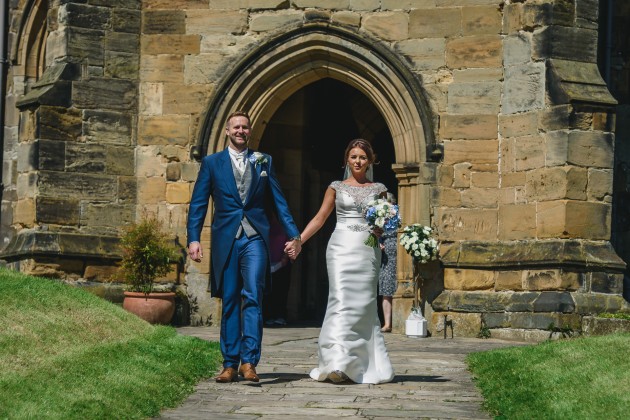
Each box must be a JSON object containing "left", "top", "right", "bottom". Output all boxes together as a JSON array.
[
  {"left": 598, "top": 312, "right": 630, "bottom": 320},
  {"left": 119, "top": 218, "right": 180, "bottom": 294},
  {"left": 547, "top": 322, "right": 575, "bottom": 339},
  {"left": 477, "top": 321, "right": 491, "bottom": 339}
]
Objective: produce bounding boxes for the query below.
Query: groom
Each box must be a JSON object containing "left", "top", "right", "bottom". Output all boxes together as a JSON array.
[{"left": 187, "top": 111, "right": 302, "bottom": 383}]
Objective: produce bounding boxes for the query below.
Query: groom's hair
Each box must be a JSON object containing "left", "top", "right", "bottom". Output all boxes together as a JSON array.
[
  {"left": 226, "top": 111, "right": 251, "bottom": 127},
  {"left": 343, "top": 139, "right": 378, "bottom": 165}
]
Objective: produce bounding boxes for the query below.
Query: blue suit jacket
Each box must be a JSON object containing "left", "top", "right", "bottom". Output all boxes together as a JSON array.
[{"left": 187, "top": 149, "right": 299, "bottom": 297}]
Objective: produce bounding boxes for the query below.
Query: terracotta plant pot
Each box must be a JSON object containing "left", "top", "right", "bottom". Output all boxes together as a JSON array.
[{"left": 122, "top": 291, "right": 176, "bottom": 325}]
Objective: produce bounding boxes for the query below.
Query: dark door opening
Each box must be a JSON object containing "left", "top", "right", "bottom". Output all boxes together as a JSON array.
[{"left": 259, "top": 78, "right": 396, "bottom": 323}]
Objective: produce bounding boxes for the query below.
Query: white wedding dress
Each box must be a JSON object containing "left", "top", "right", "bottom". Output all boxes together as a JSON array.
[{"left": 310, "top": 181, "right": 395, "bottom": 384}]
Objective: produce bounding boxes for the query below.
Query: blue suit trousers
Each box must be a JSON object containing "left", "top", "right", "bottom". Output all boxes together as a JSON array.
[{"left": 220, "top": 234, "right": 267, "bottom": 369}]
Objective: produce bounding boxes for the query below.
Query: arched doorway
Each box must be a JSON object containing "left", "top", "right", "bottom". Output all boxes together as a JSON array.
[
  {"left": 196, "top": 23, "right": 439, "bottom": 324},
  {"left": 258, "top": 78, "right": 396, "bottom": 322}
]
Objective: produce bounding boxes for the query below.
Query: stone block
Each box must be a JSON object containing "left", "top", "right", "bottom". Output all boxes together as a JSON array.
[
  {"left": 293, "top": 0, "right": 349, "bottom": 8},
  {"left": 182, "top": 53, "right": 227, "bottom": 84},
  {"left": 112, "top": 9, "right": 141, "bottom": 34},
  {"left": 166, "top": 183, "right": 192, "bottom": 204},
  {"left": 590, "top": 272, "right": 623, "bottom": 294},
  {"left": 501, "top": 172, "right": 527, "bottom": 188},
  {"left": 471, "top": 172, "right": 498, "bottom": 188},
  {"left": 582, "top": 317, "right": 630, "bottom": 337},
  {"left": 452, "top": 162, "right": 471, "bottom": 188},
  {"left": 332, "top": 11, "right": 360, "bottom": 26},
  {"left": 587, "top": 169, "right": 613, "bottom": 202},
  {"left": 84, "top": 110, "right": 133, "bottom": 146},
  {"left": 106, "top": 146, "right": 135, "bottom": 176},
  {"left": 444, "top": 268, "right": 494, "bottom": 291},
  {"left": 349, "top": 0, "right": 379, "bottom": 11},
  {"left": 453, "top": 68, "right": 503, "bottom": 82},
  {"left": 498, "top": 204, "right": 536, "bottom": 240},
  {"left": 141, "top": 34, "right": 200, "bottom": 55},
  {"left": 443, "top": 140, "right": 498, "bottom": 166},
  {"left": 304, "top": 9, "right": 331, "bottom": 22},
  {"left": 502, "top": 62, "right": 545, "bottom": 114},
  {"left": 186, "top": 10, "right": 248, "bottom": 35},
  {"left": 17, "top": 141, "right": 37, "bottom": 172},
  {"left": 104, "top": 51, "right": 139, "bottom": 80},
  {"left": 146, "top": 0, "right": 212, "bottom": 8},
  {"left": 181, "top": 163, "right": 200, "bottom": 182},
  {"left": 509, "top": 312, "right": 581, "bottom": 330},
  {"left": 526, "top": 167, "right": 586, "bottom": 201},
  {"left": 446, "top": 35, "right": 502, "bottom": 68},
  {"left": 438, "top": 165, "right": 454, "bottom": 187},
  {"left": 166, "top": 163, "right": 181, "bottom": 181},
  {"left": 533, "top": 291, "right": 575, "bottom": 313},
  {"left": 17, "top": 173, "right": 37, "bottom": 199},
  {"left": 60, "top": 3, "right": 111, "bottom": 30},
  {"left": 118, "top": 176, "right": 137, "bottom": 203},
  {"left": 362, "top": 12, "right": 408, "bottom": 42},
  {"left": 139, "top": 115, "right": 190, "bottom": 146},
  {"left": 383, "top": 0, "right": 433, "bottom": 10},
  {"left": 73, "top": 78, "right": 137, "bottom": 111},
  {"left": 495, "top": 271, "right": 524, "bottom": 291},
  {"left": 137, "top": 176, "right": 166, "bottom": 204},
  {"left": 505, "top": 292, "right": 540, "bottom": 312},
  {"left": 538, "top": 105, "right": 571, "bottom": 132},
  {"left": 436, "top": 208, "right": 498, "bottom": 241},
  {"left": 409, "top": 8, "right": 461, "bottom": 38},
  {"left": 39, "top": 106, "right": 82, "bottom": 142},
  {"left": 142, "top": 10, "right": 186, "bottom": 34},
  {"left": 533, "top": 26, "right": 597, "bottom": 63},
  {"left": 140, "top": 83, "right": 163, "bottom": 116},
  {"left": 431, "top": 187, "right": 461, "bottom": 208},
  {"left": 81, "top": 203, "right": 134, "bottom": 227},
  {"left": 447, "top": 82, "right": 501, "bottom": 114},
  {"left": 39, "top": 171, "right": 117, "bottom": 200},
  {"left": 66, "top": 27, "right": 105, "bottom": 64},
  {"left": 462, "top": 5, "right": 501, "bottom": 35},
  {"left": 483, "top": 312, "right": 509, "bottom": 328},
  {"left": 513, "top": 134, "right": 544, "bottom": 171},
  {"left": 431, "top": 311, "right": 481, "bottom": 338},
  {"left": 499, "top": 111, "right": 537, "bottom": 138},
  {"left": 573, "top": 292, "right": 626, "bottom": 315},
  {"left": 395, "top": 38, "right": 446, "bottom": 71},
  {"left": 163, "top": 83, "right": 214, "bottom": 114},
  {"left": 524, "top": 269, "right": 580, "bottom": 291},
  {"left": 440, "top": 114, "right": 497, "bottom": 140},
  {"left": 538, "top": 200, "right": 610, "bottom": 240},
  {"left": 460, "top": 188, "right": 498, "bottom": 208},
  {"left": 140, "top": 55, "right": 184, "bottom": 83},
  {"left": 15, "top": 199, "right": 35, "bottom": 225},
  {"left": 544, "top": 130, "right": 569, "bottom": 166},
  {"left": 105, "top": 32, "right": 140, "bottom": 54},
  {"left": 567, "top": 131, "right": 614, "bottom": 169},
  {"left": 503, "top": 32, "right": 532, "bottom": 66},
  {"left": 65, "top": 143, "right": 106, "bottom": 173},
  {"left": 136, "top": 147, "right": 166, "bottom": 177}
]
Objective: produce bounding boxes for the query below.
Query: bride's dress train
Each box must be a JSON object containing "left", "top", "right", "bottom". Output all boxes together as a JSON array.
[{"left": 310, "top": 181, "right": 395, "bottom": 384}]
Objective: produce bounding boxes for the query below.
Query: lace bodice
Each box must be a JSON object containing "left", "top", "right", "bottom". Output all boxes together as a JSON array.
[{"left": 329, "top": 181, "right": 387, "bottom": 228}]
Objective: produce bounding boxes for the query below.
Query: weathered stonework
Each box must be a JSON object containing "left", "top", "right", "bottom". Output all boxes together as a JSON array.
[{"left": 1, "top": 0, "right": 627, "bottom": 334}]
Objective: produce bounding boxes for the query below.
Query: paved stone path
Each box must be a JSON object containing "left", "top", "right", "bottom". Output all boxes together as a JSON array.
[{"left": 159, "top": 327, "right": 526, "bottom": 419}]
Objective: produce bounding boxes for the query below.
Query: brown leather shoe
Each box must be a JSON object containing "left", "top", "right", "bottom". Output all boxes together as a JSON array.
[
  {"left": 215, "top": 367, "right": 238, "bottom": 383},
  {"left": 238, "top": 363, "right": 260, "bottom": 382}
]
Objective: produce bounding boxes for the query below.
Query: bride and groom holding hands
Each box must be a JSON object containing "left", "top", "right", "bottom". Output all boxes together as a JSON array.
[{"left": 187, "top": 111, "right": 395, "bottom": 385}]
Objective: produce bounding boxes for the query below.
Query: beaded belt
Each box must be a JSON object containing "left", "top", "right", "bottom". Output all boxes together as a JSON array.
[{"left": 337, "top": 223, "right": 370, "bottom": 232}]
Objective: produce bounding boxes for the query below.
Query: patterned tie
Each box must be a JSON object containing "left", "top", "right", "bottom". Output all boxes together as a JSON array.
[{"left": 235, "top": 153, "right": 246, "bottom": 173}]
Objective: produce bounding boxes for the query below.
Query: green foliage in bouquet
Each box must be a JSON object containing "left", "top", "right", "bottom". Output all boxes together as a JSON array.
[{"left": 399, "top": 224, "right": 439, "bottom": 263}]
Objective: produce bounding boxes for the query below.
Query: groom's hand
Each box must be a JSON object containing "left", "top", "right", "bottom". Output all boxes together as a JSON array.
[
  {"left": 284, "top": 240, "right": 302, "bottom": 261},
  {"left": 188, "top": 241, "right": 203, "bottom": 262}
]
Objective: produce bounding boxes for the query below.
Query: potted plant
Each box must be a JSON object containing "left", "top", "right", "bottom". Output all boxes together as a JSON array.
[
  {"left": 119, "top": 217, "right": 181, "bottom": 325},
  {"left": 399, "top": 224, "right": 439, "bottom": 337}
]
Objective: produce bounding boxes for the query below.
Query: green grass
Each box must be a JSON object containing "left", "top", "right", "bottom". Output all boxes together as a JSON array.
[
  {"left": 467, "top": 334, "right": 630, "bottom": 419},
  {"left": 0, "top": 268, "right": 221, "bottom": 419}
]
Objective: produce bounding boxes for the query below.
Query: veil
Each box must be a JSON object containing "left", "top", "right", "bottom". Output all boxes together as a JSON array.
[{"left": 343, "top": 164, "right": 373, "bottom": 182}]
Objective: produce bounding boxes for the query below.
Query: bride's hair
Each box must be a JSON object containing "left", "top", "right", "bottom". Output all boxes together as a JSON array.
[{"left": 342, "top": 139, "right": 378, "bottom": 166}]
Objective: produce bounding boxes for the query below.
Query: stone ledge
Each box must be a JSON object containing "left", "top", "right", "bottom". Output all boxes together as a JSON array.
[
  {"left": 582, "top": 316, "right": 630, "bottom": 336},
  {"left": 0, "top": 229, "right": 121, "bottom": 261},
  {"left": 441, "top": 240, "right": 626, "bottom": 271},
  {"left": 547, "top": 59, "right": 617, "bottom": 106}
]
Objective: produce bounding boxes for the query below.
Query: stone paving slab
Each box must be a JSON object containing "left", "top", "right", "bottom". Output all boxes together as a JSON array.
[{"left": 158, "top": 327, "right": 528, "bottom": 419}]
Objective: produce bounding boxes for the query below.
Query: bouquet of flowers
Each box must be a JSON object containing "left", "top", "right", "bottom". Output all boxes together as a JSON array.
[
  {"left": 399, "top": 224, "right": 439, "bottom": 264},
  {"left": 362, "top": 197, "right": 402, "bottom": 248}
]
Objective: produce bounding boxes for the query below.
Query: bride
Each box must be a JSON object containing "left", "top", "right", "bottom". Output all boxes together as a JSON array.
[{"left": 298, "top": 139, "right": 395, "bottom": 384}]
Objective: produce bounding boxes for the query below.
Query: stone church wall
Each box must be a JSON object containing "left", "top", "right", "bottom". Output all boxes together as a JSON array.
[{"left": 1, "top": 0, "right": 627, "bottom": 336}]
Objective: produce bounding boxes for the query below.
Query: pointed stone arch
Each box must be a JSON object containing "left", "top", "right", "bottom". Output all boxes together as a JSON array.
[{"left": 195, "top": 22, "right": 440, "bottom": 284}]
